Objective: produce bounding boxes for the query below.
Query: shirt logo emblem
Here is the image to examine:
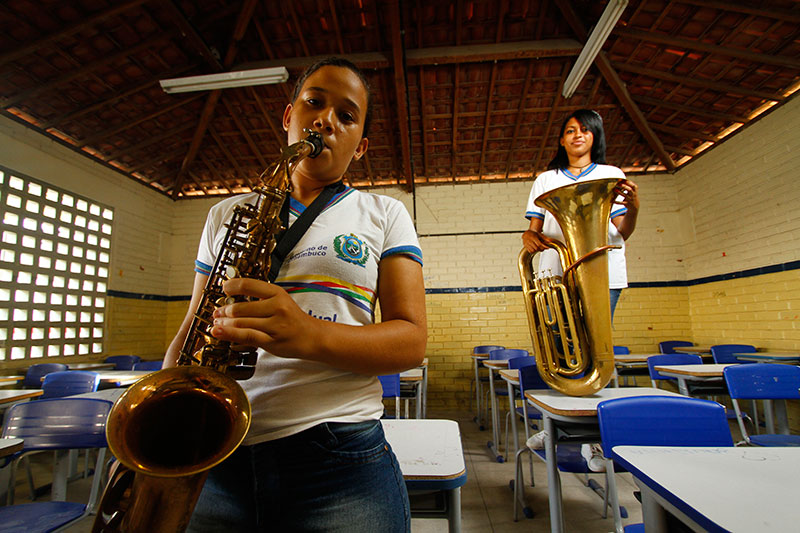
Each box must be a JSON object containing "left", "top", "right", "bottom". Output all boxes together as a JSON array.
[{"left": 334, "top": 233, "right": 369, "bottom": 267}]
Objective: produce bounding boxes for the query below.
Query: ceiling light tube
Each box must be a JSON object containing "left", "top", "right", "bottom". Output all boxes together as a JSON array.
[
  {"left": 159, "top": 66, "right": 289, "bottom": 94},
  {"left": 562, "top": 0, "right": 628, "bottom": 98}
]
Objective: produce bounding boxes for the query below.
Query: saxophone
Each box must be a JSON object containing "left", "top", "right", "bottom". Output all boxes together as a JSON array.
[{"left": 92, "top": 130, "right": 324, "bottom": 533}]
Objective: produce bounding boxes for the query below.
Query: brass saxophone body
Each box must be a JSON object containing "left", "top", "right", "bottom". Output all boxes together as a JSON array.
[{"left": 92, "top": 130, "right": 324, "bottom": 533}]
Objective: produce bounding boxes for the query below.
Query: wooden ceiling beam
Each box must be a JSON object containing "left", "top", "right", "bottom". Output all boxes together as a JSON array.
[
  {"left": 617, "top": 27, "right": 800, "bottom": 70},
  {"left": 478, "top": 0, "right": 507, "bottom": 180},
  {"left": 613, "top": 62, "right": 785, "bottom": 102},
  {"left": 208, "top": 125, "right": 253, "bottom": 189},
  {"left": 222, "top": 94, "right": 269, "bottom": 168},
  {"left": 554, "top": 0, "right": 676, "bottom": 171},
  {"left": 104, "top": 121, "right": 195, "bottom": 161},
  {"left": 633, "top": 94, "right": 748, "bottom": 124},
  {"left": 0, "top": 0, "right": 152, "bottom": 68},
  {"left": 172, "top": 0, "right": 259, "bottom": 199},
  {"left": 387, "top": 0, "right": 413, "bottom": 191},
  {"left": 2, "top": 32, "right": 175, "bottom": 108},
  {"left": 677, "top": 0, "right": 800, "bottom": 24},
  {"left": 247, "top": 86, "right": 286, "bottom": 149},
  {"left": 77, "top": 94, "right": 203, "bottom": 148},
  {"left": 327, "top": 0, "right": 346, "bottom": 54},
  {"left": 503, "top": 61, "right": 536, "bottom": 179},
  {"left": 161, "top": 0, "right": 224, "bottom": 71},
  {"left": 650, "top": 123, "right": 720, "bottom": 143}
]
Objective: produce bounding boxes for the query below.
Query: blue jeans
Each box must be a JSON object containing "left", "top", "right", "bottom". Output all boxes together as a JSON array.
[
  {"left": 609, "top": 288, "right": 622, "bottom": 320},
  {"left": 187, "top": 420, "right": 410, "bottom": 532}
]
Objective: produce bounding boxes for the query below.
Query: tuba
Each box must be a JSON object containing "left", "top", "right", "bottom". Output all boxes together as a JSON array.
[
  {"left": 518, "top": 178, "right": 621, "bottom": 396},
  {"left": 92, "top": 130, "right": 324, "bottom": 532}
]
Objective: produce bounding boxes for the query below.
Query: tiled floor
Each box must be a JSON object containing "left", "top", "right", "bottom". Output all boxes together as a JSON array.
[{"left": 12, "top": 408, "right": 646, "bottom": 532}]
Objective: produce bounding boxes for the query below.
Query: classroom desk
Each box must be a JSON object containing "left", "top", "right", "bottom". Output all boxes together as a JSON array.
[
  {"left": 66, "top": 362, "right": 116, "bottom": 370},
  {"left": 498, "top": 369, "right": 521, "bottom": 458},
  {"left": 734, "top": 352, "right": 800, "bottom": 364},
  {"left": 525, "top": 387, "right": 684, "bottom": 533},
  {"left": 0, "top": 375, "right": 23, "bottom": 387},
  {"left": 471, "top": 355, "right": 488, "bottom": 428},
  {"left": 382, "top": 419, "right": 467, "bottom": 533},
  {"left": 653, "top": 363, "right": 734, "bottom": 396},
  {"left": 483, "top": 359, "right": 510, "bottom": 462},
  {"left": 613, "top": 446, "right": 800, "bottom": 533},
  {"left": 0, "top": 388, "right": 43, "bottom": 405},
  {"left": 92, "top": 370, "right": 155, "bottom": 388},
  {"left": 673, "top": 346, "right": 714, "bottom": 355}
]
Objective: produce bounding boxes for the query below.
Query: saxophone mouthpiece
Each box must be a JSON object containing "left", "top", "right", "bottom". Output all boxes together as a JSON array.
[{"left": 302, "top": 129, "right": 324, "bottom": 158}]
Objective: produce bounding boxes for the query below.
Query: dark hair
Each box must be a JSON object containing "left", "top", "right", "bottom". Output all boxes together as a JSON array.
[
  {"left": 547, "top": 109, "right": 607, "bottom": 170},
  {"left": 291, "top": 57, "right": 372, "bottom": 139}
]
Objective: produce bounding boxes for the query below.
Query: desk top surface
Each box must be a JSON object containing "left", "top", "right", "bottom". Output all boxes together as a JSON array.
[
  {"left": 653, "top": 363, "right": 733, "bottom": 377},
  {"left": 0, "top": 437, "right": 24, "bottom": 458},
  {"left": 525, "top": 387, "right": 683, "bottom": 417},
  {"left": 613, "top": 446, "right": 800, "bottom": 532},
  {"left": 0, "top": 375, "right": 23, "bottom": 384},
  {"left": 382, "top": 419, "right": 465, "bottom": 481},
  {"left": 734, "top": 352, "right": 800, "bottom": 361},
  {"left": 482, "top": 359, "right": 510, "bottom": 369},
  {"left": 0, "top": 388, "right": 43, "bottom": 404},
  {"left": 67, "top": 362, "right": 117, "bottom": 370},
  {"left": 614, "top": 353, "right": 661, "bottom": 363},
  {"left": 674, "top": 346, "right": 713, "bottom": 354}
]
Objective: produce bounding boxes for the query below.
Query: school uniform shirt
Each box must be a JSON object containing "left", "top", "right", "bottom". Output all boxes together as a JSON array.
[
  {"left": 195, "top": 186, "right": 423, "bottom": 444},
  {"left": 524, "top": 163, "right": 628, "bottom": 289}
]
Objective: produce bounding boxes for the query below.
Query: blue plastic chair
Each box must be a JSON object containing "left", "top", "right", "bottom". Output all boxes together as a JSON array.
[
  {"left": 472, "top": 345, "right": 505, "bottom": 429},
  {"left": 22, "top": 363, "right": 68, "bottom": 389},
  {"left": 378, "top": 374, "right": 401, "bottom": 419},
  {"left": 0, "top": 397, "right": 112, "bottom": 530},
  {"left": 658, "top": 340, "right": 694, "bottom": 354},
  {"left": 103, "top": 355, "right": 141, "bottom": 370},
  {"left": 710, "top": 344, "right": 756, "bottom": 364},
  {"left": 723, "top": 364, "right": 800, "bottom": 447},
  {"left": 40, "top": 371, "right": 100, "bottom": 399},
  {"left": 132, "top": 360, "right": 163, "bottom": 371},
  {"left": 597, "top": 396, "right": 734, "bottom": 533}
]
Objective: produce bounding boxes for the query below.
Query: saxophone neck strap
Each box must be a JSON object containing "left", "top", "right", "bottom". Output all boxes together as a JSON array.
[{"left": 268, "top": 180, "right": 346, "bottom": 282}]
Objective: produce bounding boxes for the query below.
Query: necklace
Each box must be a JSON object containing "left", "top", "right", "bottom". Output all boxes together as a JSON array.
[{"left": 567, "top": 163, "right": 591, "bottom": 174}]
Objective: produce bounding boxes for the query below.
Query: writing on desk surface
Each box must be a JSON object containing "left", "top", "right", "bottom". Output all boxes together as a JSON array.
[{"left": 624, "top": 447, "right": 788, "bottom": 462}]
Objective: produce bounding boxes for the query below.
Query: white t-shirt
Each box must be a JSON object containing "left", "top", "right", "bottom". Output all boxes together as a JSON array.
[
  {"left": 195, "top": 186, "right": 422, "bottom": 444},
  {"left": 524, "top": 164, "right": 628, "bottom": 289}
]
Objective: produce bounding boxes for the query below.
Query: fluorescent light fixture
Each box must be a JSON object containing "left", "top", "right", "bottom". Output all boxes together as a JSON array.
[
  {"left": 159, "top": 66, "right": 289, "bottom": 94},
  {"left": 562, "top": 0, "right": 628, "bottom": 98}
]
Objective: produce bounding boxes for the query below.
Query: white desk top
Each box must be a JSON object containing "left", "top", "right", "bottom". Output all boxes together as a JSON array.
[
  {"left": 613, "top": 446, "right": 800, "bottom": 532},
  {"left": 525, "top": 387, "right": 683, "bottom": 417},
  {"left": 615, "top": 353, "right": 661, "bottom": 363},
  {"left": 94, "top": 370, "right": 154, "bottom": 387},
  {"left": 0, "top": 437, "right": 23, "bottom": 458},
  {"left": 0, "top": 388, "right": 43, "bottom": 404},
  {"left": 381, "top": 419, "right": 465, "bottom": 481},
  {"left": 735, "top": 352, "right": 800, "bottom": 362},
  {"left": 483, "top": 359, "right": 510, "bottom": 369},
  {"left": 653, "top": 363, "right": 733, "bottom": 377},
  {"left": 674, "top": 346, "right": 713, "bottom": 354},
  {"left": 67, "top": 362, "right": 117, "bottom": 370}
]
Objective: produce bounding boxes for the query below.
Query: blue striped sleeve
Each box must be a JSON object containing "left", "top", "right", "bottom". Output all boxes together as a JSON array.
[
  {"left": 610, "top": 206, "right": 627, "bottom": 219},
  {"left": 194, "top": 260, "right": 212, "bottom": 276},
  {"left": 382, "top": 245, "right": 423, "bottom": 266},
  {"left": 526, "top": 211, "right": 545, "bottom": 221}
]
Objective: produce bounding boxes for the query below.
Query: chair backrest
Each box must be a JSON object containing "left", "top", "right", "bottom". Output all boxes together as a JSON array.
[
  {"left": 724, "top": 363, "right": 800, "bottom": 400},
  {"left": 710, "top": 344, "right": 756, "bottom": 364},
  {"left": 489, "top": 348, "right": 527, "bottom": 361},
  {"left": 597, "top": 396, "right": 734, "bottom": 457},
  {"left": 507, "top": 356, "right": 537, "bottom": 370},
  {"left": 378, "top": 374, "right": 401, "bottom": 398},
  {"left": 473, "top": 345, "right": 504, "bottom": 355},
  {"left": 40, "top": 371, "right": 100, "bottom": 399},
  {"left": 613, "top": 346, "right": 630, "bottom": 355},
  {"left": 658, "top": 340, "right": 694, "bottom": 354},
  {"left": 517, "top": 364, "right": 549, "bottom": 393},
  {"left": 104, "top": 355, "right": 141, "bottom": 370},
  {"left": 2, "top": 398, "right": 113, "bottom": 450},
  {"left": 132, "top": 360, "right": 163, "bottom": 371},
  {"left": 647, "top": 353, "right": 702, "bottom": 382},
  {"left": 23, "top": 363, "right": 69, "bottom": 388}
]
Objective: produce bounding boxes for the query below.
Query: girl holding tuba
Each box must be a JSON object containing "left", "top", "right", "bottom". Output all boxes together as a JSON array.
[
  {"left": 521, "top": 109, "right": 639, "bottom": 470},
  {"left": 164, "top": 57, "right": 426, "bottom": 532}
]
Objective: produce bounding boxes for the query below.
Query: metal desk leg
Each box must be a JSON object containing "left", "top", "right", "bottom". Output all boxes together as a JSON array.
[
  {"left": 447, "top": 486, "right": 462, "bottom": 533},
  {"left": 473, "top": 358, "right": 482, "bottom": 427},
  {"left": 675, "top": 377, "right": 689, "bottom": 396},
  {"left": 52, "top": 449, "right": 69, "bottom": 501},
  {"left": 421, "top": 365, "right": 428, "bottom": 419},
  {"left": 415, "top": 381, "right": 422, "bottom": 419},
  {"left": 543, "top": 414, "right": 563, "bottom": 533},
  {"left": 507, "top": 380, "right": 519, "bottom": 459},
  {"left": 487, "top": 368, "right": 502, "bottom": 462},
  {"left": 635, "top": 481, "right": 669, "bottom": 533}
]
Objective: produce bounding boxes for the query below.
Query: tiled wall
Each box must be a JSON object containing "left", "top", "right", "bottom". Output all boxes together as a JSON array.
[{"left": 2, "top": 94, "right": 799, "bottom": 421}]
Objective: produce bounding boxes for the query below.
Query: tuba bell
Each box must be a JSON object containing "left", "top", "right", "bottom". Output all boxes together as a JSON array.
[{"left": 518, "top": 178, "right": 621, "bottom": 396}]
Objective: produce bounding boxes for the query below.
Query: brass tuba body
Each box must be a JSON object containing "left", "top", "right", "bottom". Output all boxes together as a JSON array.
[
  {"left": 92, "top": 130, "right": 324, "bottom": 532},
  {"left": 518, "top": 177, "right": 621, "bottom": 396}
]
